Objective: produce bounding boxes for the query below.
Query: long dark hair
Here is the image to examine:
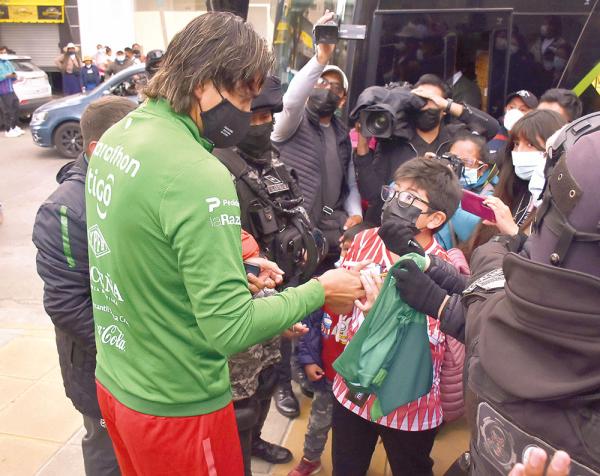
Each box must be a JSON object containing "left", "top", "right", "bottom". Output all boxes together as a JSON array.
[{"left": 466, "top": 109, "right": 566, "bottom": 256}]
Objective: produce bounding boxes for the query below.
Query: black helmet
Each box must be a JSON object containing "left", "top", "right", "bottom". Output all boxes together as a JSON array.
[
  {"left": 145, "top": 49, "right": 164, "bottom": 78},
  {"left": 531, "top": 113, "right": 600, "bottom": 277},
  {"left": 251, "top": 75, "right": 283, "bottom": 113}
]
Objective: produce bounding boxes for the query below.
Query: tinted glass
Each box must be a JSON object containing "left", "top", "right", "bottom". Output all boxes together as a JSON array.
[
  {"left": 368, "top": 10, "right": 511, "bottom": 114},
  {"left": 377, "top": 0, "right": 594, "bottom": 14}
]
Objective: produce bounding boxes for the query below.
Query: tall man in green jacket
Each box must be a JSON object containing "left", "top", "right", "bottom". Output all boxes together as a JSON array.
[{"left": 85, "top": 12, "right": 363, "bottom": 476}]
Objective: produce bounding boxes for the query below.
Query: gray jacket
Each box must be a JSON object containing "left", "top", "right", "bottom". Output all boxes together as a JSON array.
[{"left": 32, "top": 154, "right": 101, "bottom": 418}]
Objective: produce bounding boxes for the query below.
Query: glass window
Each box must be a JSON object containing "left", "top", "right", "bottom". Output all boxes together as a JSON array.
[
  {"left": 135, "top": 0, "right": 207, "bottom": 11},
  {"left": 368, "top": 10, "right": 511, "bottom": 114},
  {"left": 11, "top": 60, "right": 41, "bottom": 72},
  {"left": 272, "top": 0, "right": 357, "bottom": 90}
]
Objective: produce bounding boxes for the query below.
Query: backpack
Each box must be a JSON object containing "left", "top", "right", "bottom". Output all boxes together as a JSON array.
[{"left": 213, "top": 148, "right": 321, "bottom": 286}]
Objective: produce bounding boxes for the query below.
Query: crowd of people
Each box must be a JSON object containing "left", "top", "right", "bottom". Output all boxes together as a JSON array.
[
  {"left": 54, "top": 42, "right": 146, "bottom": 95},
  {"left": 28, "top": 9, "right": 598, "bottom": 476}
]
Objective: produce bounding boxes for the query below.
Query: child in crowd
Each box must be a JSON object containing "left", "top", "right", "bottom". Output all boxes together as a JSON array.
[
  {"left": 288, "top": 222, "right": 372, "bottom": 476},
  {"left": 331, "top": 158, "right": 462, "bottom": 476}
]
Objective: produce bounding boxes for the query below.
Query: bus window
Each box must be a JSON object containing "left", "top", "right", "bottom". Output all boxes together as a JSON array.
[
  {"left": 507, "top": 14, "right": 586, "bottom": 98},
  {"left": 272, "top": 0, "right": 358, "bottom": 89},
  {"left": 367, "top": 10, "right": 512, "bottom": 114}
]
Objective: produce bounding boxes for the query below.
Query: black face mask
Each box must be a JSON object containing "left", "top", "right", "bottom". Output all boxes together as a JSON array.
[
  {"left": 200, "top": 95, "right": 252, "bottom": 149},
  {"left": 237, "top": 122, "right": 273, "bottom": 160},
  {"left": 307, "top": 88, "right": 340, "bottom": 118},
  {"left": 378, "top": 199, "right": 425, "bottom": 256},
  {"left": 415, "top": 108, "right": 442, "bottom": 132}
]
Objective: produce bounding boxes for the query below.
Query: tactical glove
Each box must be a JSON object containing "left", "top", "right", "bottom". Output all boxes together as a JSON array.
[{"left": 391, "top": 260, "right": 447, "bottom": 318}]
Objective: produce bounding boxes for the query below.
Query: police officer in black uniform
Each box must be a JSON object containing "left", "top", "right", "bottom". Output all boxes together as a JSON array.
[{"left": 213, "top": 76, "right": 323, "bottom": 468}]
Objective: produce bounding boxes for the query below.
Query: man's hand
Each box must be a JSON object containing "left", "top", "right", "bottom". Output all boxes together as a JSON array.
[
  {"left": 509, "top": 448, "right": 570, "bottom": 476},
  {"left": 411, "top": 86, "right": 448, "bottom": 110},
  {"left": 305, "top": 363, "right": 325, "bottom": 382},
  {"left": 391, "top": 260, "right": 447, "bottom": 318},
  {"left": 317, "top": 268, "right": 366, "bottom": 315},
  {"left": 343, "top": 215, "right": 363, "bottom": 231},
  {"left": 483, "top": 196, "right": 520, "bottom": 236},
  {"left": 245, "top": 257, "right": 284, "bottom": 292},
  {"left": 355, "top": 122, "right": 370, "bottom": 155},
  {"left": 282, "top": 323, "right": 309, "bottom": 339},
  {"left": 354, "top": 270, "right": 384, "bottom": 315},
  {"left": 315, "top": 11, "right": 337, "bottom": 65}
]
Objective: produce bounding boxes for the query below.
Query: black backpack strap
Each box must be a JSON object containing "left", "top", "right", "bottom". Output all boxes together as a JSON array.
[{"left": 212, "top": 147, "right": 250, "bottom": 181}]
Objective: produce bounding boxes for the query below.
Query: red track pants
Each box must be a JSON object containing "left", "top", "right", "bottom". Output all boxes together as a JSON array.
[{"left": 96, "top": 381, "right": 244, "bottom": 476}]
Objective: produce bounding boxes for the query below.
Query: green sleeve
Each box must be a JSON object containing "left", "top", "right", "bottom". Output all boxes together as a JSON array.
[{"left": 159, "top": 158, "right": 324, "bottom": 357}]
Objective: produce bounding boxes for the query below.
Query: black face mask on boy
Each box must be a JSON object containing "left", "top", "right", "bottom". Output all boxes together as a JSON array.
[{"left": 378, "top": 199, "right": 425, "bottom": 256}]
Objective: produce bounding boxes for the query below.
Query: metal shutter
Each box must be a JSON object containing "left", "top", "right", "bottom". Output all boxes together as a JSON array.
[{"left": 0, "top": 23, "right": 61, "bottom": 69}]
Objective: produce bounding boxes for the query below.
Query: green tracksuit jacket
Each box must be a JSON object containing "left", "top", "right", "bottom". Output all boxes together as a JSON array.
[{"left": 85, "top": 98, "right": 324, "bottom": 417}]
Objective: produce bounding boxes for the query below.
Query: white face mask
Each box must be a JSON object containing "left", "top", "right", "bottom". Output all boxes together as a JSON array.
[
  {"left": 512, "top": 150, "right": 545, "bottom": 181},
  {"left": 116, "top": 55, "right": 125, "bottom": 62},
  {"left": 503, "top": 108, "right": 525, "bottom": 131},
  {"left": 528, "top": 162, "right": 546, "bottom": 207},
  {"left": 510, "top": 44, "right": 519, "bottom": 55}
]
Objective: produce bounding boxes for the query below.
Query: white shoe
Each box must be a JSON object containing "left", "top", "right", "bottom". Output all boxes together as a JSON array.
[
  {"left": 5, "top": 128, "right": 20, "bottom": 138},
  {"left": 14, "top": 125, "right": 25, "bottom": 135}
]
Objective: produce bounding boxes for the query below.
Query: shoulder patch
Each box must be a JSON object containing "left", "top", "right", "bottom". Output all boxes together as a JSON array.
[{"left": 463, "top": 268, "right": 505, "bottom": 295}]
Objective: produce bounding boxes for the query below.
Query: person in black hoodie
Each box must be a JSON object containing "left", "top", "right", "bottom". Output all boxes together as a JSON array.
[
  {"left": 32, "top": 96, "right": 136, "bottom": 476},
  {"left": 354, "top": 73, "right": 500, "bottom": 224}
]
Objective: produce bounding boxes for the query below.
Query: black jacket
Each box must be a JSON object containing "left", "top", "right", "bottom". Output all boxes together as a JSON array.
[
  {"left": 354, "top": 104, "right": 500, "bottom": 224},
  {"left": 32, "top": 154, "right": 101, "bottom": 418},
  {"left": 274, "top": 111, "right": 352, "bottom": 226},
  {"left": 463, "top": 240, "right": 600, "bottom": 474}
]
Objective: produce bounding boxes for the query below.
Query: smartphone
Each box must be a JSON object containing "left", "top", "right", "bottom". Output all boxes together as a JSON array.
[
  {"left": 461, "top": 190, "right": 496, "bottom": 223},
  {"left": 243, "top": 261, "right": 261, "bottom": 276}
]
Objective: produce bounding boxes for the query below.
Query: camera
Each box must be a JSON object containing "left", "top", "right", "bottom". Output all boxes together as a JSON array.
[
  {"left": 437, "top": 153, "right": 465, "bottom": 179},
  {"left": 313, "top": 14, "right": 367, "bottom": 44},
  {"left": 358, "top": 104, "right": 396, "bottom": 138}
]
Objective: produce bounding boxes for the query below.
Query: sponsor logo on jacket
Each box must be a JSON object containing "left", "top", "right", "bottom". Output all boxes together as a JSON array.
[
  {"left": 90, "top": 266, "right": 124, "bottom": 304},
  {"left": 88, "top": 224, "right": 110, "bottom": 258},
  {"left": 96, "top": 324, "right": 126, "bottom": 351}
]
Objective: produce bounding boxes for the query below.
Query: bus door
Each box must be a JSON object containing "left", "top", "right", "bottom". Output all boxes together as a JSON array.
[{"left": 364, "top": 8, "right": 514, "bottom": 116}]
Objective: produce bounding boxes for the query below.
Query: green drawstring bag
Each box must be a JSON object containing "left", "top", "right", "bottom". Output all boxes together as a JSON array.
[{"left": 333, "top": 253, "right": 433, "bottom": 420}]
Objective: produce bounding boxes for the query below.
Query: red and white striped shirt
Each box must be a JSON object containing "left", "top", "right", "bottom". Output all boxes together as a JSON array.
[{"left": 333, "top": 228, "right": 449, "bottom": 431}]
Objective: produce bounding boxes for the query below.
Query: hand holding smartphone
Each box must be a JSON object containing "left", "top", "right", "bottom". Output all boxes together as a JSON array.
[{"left": 461, "top": 190, "right": 496, "bottom": 223}]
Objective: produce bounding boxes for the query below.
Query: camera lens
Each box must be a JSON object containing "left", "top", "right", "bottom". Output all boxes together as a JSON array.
[{"left": 366, "top": 112, "right": 391, "bottom": 135}]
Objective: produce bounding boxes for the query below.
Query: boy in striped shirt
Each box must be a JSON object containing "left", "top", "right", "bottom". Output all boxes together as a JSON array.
[{"left": 331, "top": 157, "right": 462, "bottom": 476}]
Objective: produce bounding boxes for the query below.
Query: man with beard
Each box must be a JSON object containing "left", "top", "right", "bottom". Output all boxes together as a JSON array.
[
  {"left": 271, "top": 11, "right": 363, "bottom": 418},
  {"left": 354, "top": 73, "right": 500, "bottom": 224}
]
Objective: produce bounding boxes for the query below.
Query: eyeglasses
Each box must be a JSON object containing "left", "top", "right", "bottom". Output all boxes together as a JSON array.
[
  {"left": 458, "top": 156, "right": 485, "bottom": 169},
  {"left": 381, "top": 185, "right": 433, "bottom": 210},
  {"left": 316, "top": 77, "right": 345, "bottom": 96}
]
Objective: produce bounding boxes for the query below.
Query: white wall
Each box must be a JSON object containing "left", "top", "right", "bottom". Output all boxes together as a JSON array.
[
  {"left": 133, "top": 4, "right": 273, "bottom": 53},
  {"left": 78, "top": 0, "right": 136, "bottom": 57}
]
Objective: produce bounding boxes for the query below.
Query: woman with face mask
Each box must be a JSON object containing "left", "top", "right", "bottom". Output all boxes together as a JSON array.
[
  {"left": 54, "top": 42, "right": 83, "bottom": 95},
  {"left": 436, "top": 134, "right": 498, "bottom": 250},
  {"left": 468, "top": 109, "right": 566, "bottom": 254}
]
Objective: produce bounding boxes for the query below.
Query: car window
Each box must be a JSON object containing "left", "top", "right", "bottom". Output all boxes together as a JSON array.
[
  {"left": 11, "top": 60, "right": 41, "bottom": 72},
  {"left": 111, "top": 72, "right": 149, "bottom": 99}
]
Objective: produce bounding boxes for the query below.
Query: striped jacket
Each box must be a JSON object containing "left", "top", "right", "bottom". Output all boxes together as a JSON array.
[{"left": 333, "top": 228, "right": 449, "bottom": 431}]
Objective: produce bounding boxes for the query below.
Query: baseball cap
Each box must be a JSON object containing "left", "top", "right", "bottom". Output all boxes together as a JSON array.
[
  {"left": 506, "top": 90, "right": 539, "bottom": 110},
  {"left": 322, "top": 65, "right": 348, "bottom": 93}
]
